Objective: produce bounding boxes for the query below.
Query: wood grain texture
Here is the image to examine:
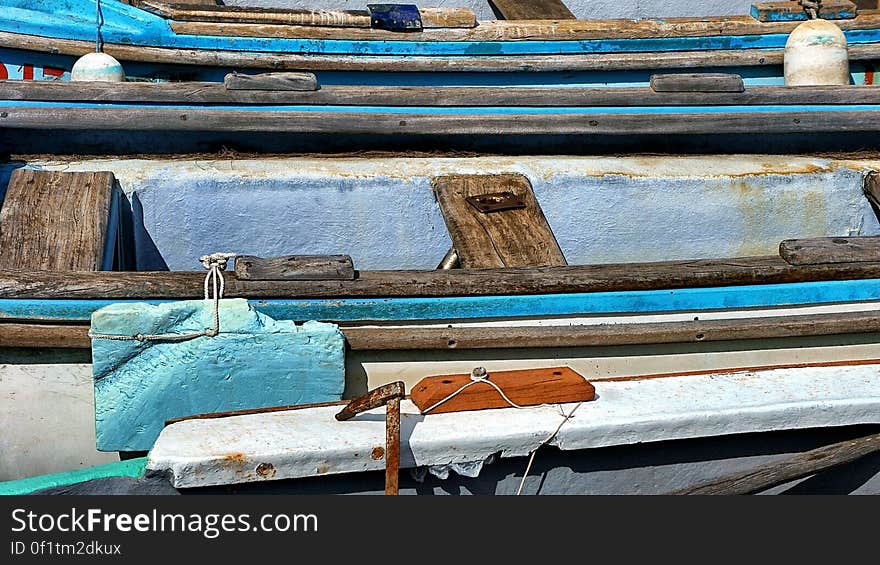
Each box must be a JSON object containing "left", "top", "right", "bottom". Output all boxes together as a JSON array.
[
  {"left": 170, "top": 12, "right": 880, "bottom": 42},
  {"left": 779, "top": 236, "right": 880, "bottom": 265},
  {"left": 3, "top": 107, "right": 880, "bottom": 136},
  {"left": 432, "top": 174, "right": 566, "bottom": 268},
  {"left": 137, "top": 1, "right": 372, "bottom": 27},
  {"left": 223, "top": 72, "right": 319, "bottom": 91},
  {"left": 4, "top": 257, "right": 880, "bottom": 299},
  {"left": 234, "top": 255, "right": 355, "bottom": 281},
  {"left": 864, "top": 171, "right": 880, "bottom": 215},
  {"left": 410, "top": 367, "right": 594, "bottom": 414},
  {"left": 650, "top": 73, "right": 745, "bottom": 93},
  {"left": 488, "top": 0, "right": 576, "bottom": 20},
  {"left": 6, "top": 30, "right": 880, "bottom": 72},
  {"left": 672, "top": 431, "right": 880, "bottom": 494},
  {"left": 7, "top": 307, "right": 880, "bottom": 350},
  {"left": 4, "top": 81, "right": 879, "bottom": 106},
  {"left": 419, "top": 8, "right": 478, "bottom": 28},
  {"left": 750, "top": 0, "right": 858, "bottom": 21},
  {"left": 0, "top": 170, "right": 115, "bottom": 271}
]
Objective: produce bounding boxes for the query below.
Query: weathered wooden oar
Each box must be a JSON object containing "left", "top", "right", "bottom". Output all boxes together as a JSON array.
[{"left": 671, "top": 431, "right": 880, "bottom": 495}]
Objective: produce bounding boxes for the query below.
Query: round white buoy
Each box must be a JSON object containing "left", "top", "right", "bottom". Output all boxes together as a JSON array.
[
  {"left": 71, "top": 52, "right": 126, "bottom": 82},
  {"left": 784, "top": 19, "right": 850, "bottom": 86}
]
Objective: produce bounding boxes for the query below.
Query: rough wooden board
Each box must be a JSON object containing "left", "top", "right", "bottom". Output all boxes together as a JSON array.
[
  {"left": 5, "top": 107, "right": 880, "bottom": 137},
  {"left": 488, "top": 0, "right": 576, "bottom": 20},
  {"left": 5, "top": 81, "right": 880, "bottom": 106},
  {"left": 234, "top": 255, "right": 355, "bottom": 281},
  {"left": 672, "top": 431, "right": 880, "bottom": 494},
  {"left": 432, "top": 174, "right": 566, "bottom": 268},
  {"left": 10, "top": 306, "right": 880, "bottom": 350},
  {"left": 5, "top": 30, "right": 880, "bottom": 73},
  {"left": 0, "top": 170, "right": 115, "bottom": 271},
  {"left": 136, "top": 1, "right": 372, "bottom": 27},
  {"left": 864, "top": 171, "right": 880, "bottom": 218},
  {"left": 419, "top": 8, "right": 477, "bottom": 28},
  {"left": 6, "top": 256, "right": 880, "bottom": 299},
  {"left": 650, "top": 73, "right": 745, "bottom": 93},
  {"left": 169, "top": 12, "right": 880, "bottom": 42},
  {"left": 751, "top": 0, "right": 858, "bottom": 21},
  {"left": 779, "top": 236, "right": 880, "bottom": 265},
  {"left": 223, "top": 72, "right": 319, "bottom": 91},
  {"left": 410, "top": 367, "right": 594, "bottom": 414}
]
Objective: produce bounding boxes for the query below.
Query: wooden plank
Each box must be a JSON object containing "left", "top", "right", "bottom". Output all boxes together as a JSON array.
[
  {"left": 223, "top": 72, "right": 318, "bottom": 91},
  {"left": 8, "top": 307, "right": 880, "bottom": 350},
  {"left": 650, "top": 73, "right": 745, "bottom": 93},
  {"left": 432, "top": 174, "right": 566, "bottom": 268},
  {"left": 864, "top": 170, "right": 880, "bottom": 214},
  {"left": 0, "top": 170, "right": 116, "bottom": 271},
  {"left": 234, "top": 255, "right": 355, "bottom": 281},
  {"left": 410, "top": 367, "right": 594, "bottom": 414},
  {"left": 671, "top": 431, "right": 880, "bottom": 494},
  {"left": 4, "top": 81, "right": 880, "bottom": 107},
  {"left": 169, "top": 12, "right": 880, "bottom": 42},
  {"left": 750, "top": 0, "right": 858, "bottom": 22},
  {"left": 6, "top": 30, "right": 880, "bottom": 73},
  {"left": 136, "top": 1, "right": 372, "bottom": 27},
  {"left": 4, "top": 256, "right": 880, "bottom": 300},
  {"left": 3, "top": 106, "right": 880, "bottom": 137},
  {"left": 779, "top": 236, "right": 880, "bottom": 265},
  {"left": 419, "top": 8, "right": 477, "bottom": 28},
  {"left": 488, "top": 0, "right": 576, "bottom": 20}
]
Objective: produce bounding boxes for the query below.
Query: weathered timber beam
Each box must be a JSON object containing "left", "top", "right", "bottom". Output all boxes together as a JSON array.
[
  {"left": 3, "top": 30, "right": 879, "bottom": 71},
  {"left": 3, "top": 81, "right": 880, "bottom": 106},
  {"left": 2, "top": 108, "right": 879, "bottom": 136},
  {"left": 2, "top": 256, "right": 880, "bottom": 299},
  {"left": 671, "top": 431, "right": 880, "bottom": 494},
  {"left": 488, "top": 0, "right": 576, "bottom": 20},
  {"left": 6, "top": 309, "right": 880, "bottom": 350}
]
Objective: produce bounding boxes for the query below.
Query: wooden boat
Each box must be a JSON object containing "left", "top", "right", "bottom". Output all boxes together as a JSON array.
[
  {"left": 2, "top": 152, "right": 880, "bottom": 489},
  {"left": 2, "top": 0, "right": 880, "bottom": 87}
]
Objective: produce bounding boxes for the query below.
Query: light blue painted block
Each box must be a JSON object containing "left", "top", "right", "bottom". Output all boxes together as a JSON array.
[{"left": 91, "top": 299, "right": 345, "bottom": 452}]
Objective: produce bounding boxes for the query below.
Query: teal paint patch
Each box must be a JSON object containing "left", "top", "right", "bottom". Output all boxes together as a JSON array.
[
  {"left": 91, "top": 299, "right": 345, "bottom": 452},
  {"left": 0, "top": 457, "right": 147, "bottom": 496}
]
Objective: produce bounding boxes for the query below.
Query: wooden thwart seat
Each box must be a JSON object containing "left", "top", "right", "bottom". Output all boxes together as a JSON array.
[
  {"left": 432, "top": 173, "right": 567, "bottom": 268},
  {"left": 0, "top": 170, "right": 117, "bottom": 271}
]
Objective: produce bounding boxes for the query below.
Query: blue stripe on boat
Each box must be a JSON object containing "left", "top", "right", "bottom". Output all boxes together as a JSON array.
[{"left": 4, "top": 279, "right": 880, "bottom": 322}]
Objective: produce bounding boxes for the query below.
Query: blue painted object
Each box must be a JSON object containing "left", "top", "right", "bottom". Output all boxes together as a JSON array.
[
  {"left": 7, "top": 279, "right": 880, "bottom": 323},
  {"left": 91, "top": 299, "right": 345, "bottom": 452},
  {"left": 368, "top": 4, "right": 422, "bottom": 31},
  {"left": 750, "top": 3, "right": 858, "bottom": 22}
]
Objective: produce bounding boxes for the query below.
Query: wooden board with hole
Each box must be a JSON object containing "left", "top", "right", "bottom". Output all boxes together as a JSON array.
[
  {"left": 0, "top": 169, "right": 117, "bottom": 271},
  {"left": 432, "top": 173, "right": 567, "bottom": 268},
  {"left": 410, "top": 367, "right": 595, "bottom": 414}
]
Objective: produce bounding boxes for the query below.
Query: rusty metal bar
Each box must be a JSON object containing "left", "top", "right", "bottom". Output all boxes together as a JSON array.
[
  {"left": 385, "top": 396, "right": 401, "bottom": 495},
  {"left": 335, "top": 381, "right": 405, "bottom": 421}
]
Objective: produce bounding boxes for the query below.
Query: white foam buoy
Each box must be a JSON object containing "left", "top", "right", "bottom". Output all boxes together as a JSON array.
[
  {"left": 784, "top": 19, "right": 850, "bottom": 86},
  {"left": 71, "top": 52, "right": 126, "bottom": 82}
]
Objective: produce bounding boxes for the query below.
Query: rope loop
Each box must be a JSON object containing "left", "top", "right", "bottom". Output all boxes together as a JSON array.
[
  {"left": 90, "top": 252, "right": 238, "bottom": 343},
  {"left": 800, "top": 0, "right": 822, "bottom": 19}
]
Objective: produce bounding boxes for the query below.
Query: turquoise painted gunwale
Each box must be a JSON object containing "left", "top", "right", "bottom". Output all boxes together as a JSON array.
[
  {"left": 0, "top": 458, "right": 147, "bottom": 495},
  {"left": 4, "top": 1, "right": 880, "bottom": 57},
  {"left": 3, "top": 279, "right": 880, "bottom": 323}
]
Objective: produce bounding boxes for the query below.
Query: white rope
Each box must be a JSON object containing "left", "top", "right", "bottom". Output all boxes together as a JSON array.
[
  {"left": 89, "top": 253, "right": 237, "bottom": 343},
  {"left": 800, "top": 0, "right": 822, "bottom": 19},
  {"left": 419, "top": 366, "right": 590, "bottom": 496}
]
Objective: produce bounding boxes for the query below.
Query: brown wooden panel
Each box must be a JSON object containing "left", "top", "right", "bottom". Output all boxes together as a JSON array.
[
  {"left": 410, "top": 367, "right": 594, "bottom": 414},
  {"left": 0, "top": 170, "right": 115, "bottom": 271},
  {"left": 136, "top": 1, "right": 372, "bottom": 27},
  {"left": 650, "top": 73, "right": 745, "bottom": 92},
  {"left": 419, "top": 8, "right": 477, "bottom": 28},
  {"left": 432, "top": 174, "right": 566, "bottom": 268},
  {"left": 223, "top": 72, "right": 318, "bottom": 91},
  {"left": 779, "top": 236, "right": 880, "bottom": 265},
  {"left": 489, "top": 0, "right": 576, "bottom": 20},
  {"left": 750, "top": 0, "right": 858, "bottom": 22},
  {"left": 234, "top": 255, "right": 355, "bottom": 281}
]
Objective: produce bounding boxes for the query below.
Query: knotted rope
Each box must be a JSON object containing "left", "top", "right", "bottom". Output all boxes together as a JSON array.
[
  {"left": 420, "top": 366, "right": 590, "bottom": 495},
  {"left": 89, "top": 252, "right": 237, "bottom": 343},
  {"left": 800, "top": 0, "right": 822, "bottom": 19}
]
